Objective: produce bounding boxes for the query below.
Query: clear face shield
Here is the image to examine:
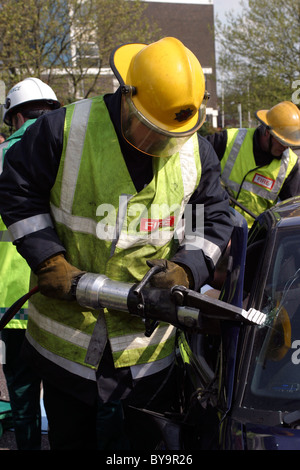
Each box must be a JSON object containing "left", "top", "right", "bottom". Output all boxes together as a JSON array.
[
  {"left": 269, "top": 127, "right": 300, "bottom": 148},
  {"left": 121, "top": 90, "right": 208, "bottom": 157}
]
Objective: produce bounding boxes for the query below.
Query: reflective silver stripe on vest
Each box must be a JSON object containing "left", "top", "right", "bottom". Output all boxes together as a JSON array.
[
  {"left": 25, "top": 330, "right": 97, "bottom": 381},
  {"left": 221, "top": 129, "right": 248, "bottom": 183},
  {"left": 240, "top": 149, "right": 290, "bottom": 201},
  {"left": 50, "top": 98, "right": 116, "bottom": 237},
  {"left": 110, "top": 194, "right": 134, "bottom": 256},
  {"left": 50, "top": 204, "right": 100, "bottom": 236},
  {"left": 29, "top": 304, "right": 91, "bottom": 349},
  {"left": 60, "top": 99, "right": 93, "bottom": 213},
  {"left": 130, "top": 351, "right": 175, "bottom": 379},
  {"left": 179, "top": 203, "right": 221, "bottom": 266},
  {"left": 8, "top": 214, "right": 54, "bottom": 241},
  {"left": 179, "top": 136, "right": 199, "bottom": 203},
  {"left": 181, "top": 237, "right": 221, "bottom": 266},
  {"left": 0, "top": 230, "right": 12, "bottom": 242},
  {"left": 109, "top": 324, "right": 175, "bottom": 352}
]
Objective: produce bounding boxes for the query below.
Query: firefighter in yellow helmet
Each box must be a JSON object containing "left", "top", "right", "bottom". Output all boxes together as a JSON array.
[
  {"left": 0, "top": 37, "right": 233, "bottom": 449},
  {"left": 112, "top": 37, "right": 208, "bottom": 157},
  {"left": 206, "top": 101, "right": 300, "bottom": 228}
]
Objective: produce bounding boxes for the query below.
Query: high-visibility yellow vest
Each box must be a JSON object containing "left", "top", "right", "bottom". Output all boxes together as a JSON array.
[
  {"left": 27, "top": 96, "right": 202, "bottom": 380},
  {"left": 221, "top": 128, "right": 298, "bottom": 228},
  {"left": 0, "top": 121, "right": 36, "bottom": 329}
]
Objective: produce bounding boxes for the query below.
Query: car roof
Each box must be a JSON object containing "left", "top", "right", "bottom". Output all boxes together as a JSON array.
[{"left": 265, "top": 196, "right": 300, "bottom": 228}]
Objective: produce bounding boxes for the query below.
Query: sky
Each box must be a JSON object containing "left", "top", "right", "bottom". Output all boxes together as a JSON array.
[
  {"left": 213, "top": 0, "right": 243, "bottom": 24},
  {"left": 212, "top": 0, "right": 244, "bottom": 90}
]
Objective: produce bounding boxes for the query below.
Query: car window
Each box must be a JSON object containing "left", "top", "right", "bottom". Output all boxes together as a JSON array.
[{"left": 243, "top": 229, "right": 300, "bottom": 411}]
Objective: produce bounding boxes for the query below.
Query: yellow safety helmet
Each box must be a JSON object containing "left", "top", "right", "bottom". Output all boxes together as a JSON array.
[
  {"left": 255, "top": 101, "right": 300, "bottom": 147},
  {"left": 110, "top": 37, "right": 208, "bottom": 157}
]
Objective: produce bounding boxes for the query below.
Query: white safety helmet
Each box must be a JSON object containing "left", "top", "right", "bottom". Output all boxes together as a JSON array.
[{"left": 3, "top": 77, "right": 60, "bottom": 125}]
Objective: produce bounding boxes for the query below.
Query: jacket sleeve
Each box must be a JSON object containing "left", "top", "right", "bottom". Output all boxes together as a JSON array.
[
  {"left": 205, "top": 130, "right": 228, "bottom": 161},
  {"left": 171, "top": 134, "right": 233, "bottom": 290},
  {"left": 0, "top": 108, "right": 66, "bottom": 271},
  {"left": 279, "top": 157, "right": 300, "bottom": 200}
]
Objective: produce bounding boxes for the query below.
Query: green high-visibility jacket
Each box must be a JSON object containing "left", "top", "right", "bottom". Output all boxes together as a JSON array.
[
  {"left": 28, "top": 96, "right": 202, "bottom": 380},
  {"left": 221, "top": 128, "right": 298, "bottom": 228},
  {"left": 0, "top": 120, "right": 36, "bottom": 328}
]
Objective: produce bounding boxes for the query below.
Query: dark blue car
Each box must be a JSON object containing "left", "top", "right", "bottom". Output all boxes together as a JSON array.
[
  {"left": 2, "top": 197, "right": 300, "bottom": 451},
  {"left": 175, "top": 196, "right": 300, "bottom": 450}
]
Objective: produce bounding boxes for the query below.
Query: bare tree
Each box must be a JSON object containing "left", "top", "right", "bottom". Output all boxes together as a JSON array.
[
  {"left": 216, "top": 0, "right": 300, "bottom": 126},
  {"left": 0, "top": 0, "right": 161, "bottom": 103}
]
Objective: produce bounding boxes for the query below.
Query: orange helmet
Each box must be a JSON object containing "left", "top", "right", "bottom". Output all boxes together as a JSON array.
[{"left": 255, "top": 101, "right": 300, "bottom": 147}]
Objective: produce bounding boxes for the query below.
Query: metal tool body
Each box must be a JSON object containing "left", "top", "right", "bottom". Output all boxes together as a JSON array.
[
  {"left": 75, "top": 266, "right": 266, "bottom": 336},
  {"left": 0, "top": 267, "right": 266, "bottom": 334}
]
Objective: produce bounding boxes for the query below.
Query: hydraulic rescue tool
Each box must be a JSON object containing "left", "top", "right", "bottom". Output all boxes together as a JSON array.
[
  {"left": 75, "top": 264, "right": 266, "bottom": 336},
  {"left": 0, "top": 265, "right": 266, "bottom": 335}
]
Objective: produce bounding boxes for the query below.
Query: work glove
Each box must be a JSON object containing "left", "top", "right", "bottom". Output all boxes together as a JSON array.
[
  {"left": 146, "top": 259, "right": 193, "bottom": 289},
  {"left": 36, "top": 253, "right": 86, "bottom": 300}
]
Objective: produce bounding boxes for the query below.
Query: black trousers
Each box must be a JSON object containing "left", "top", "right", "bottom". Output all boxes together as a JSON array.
[
  {"left": 42, "top": 363, "right": 179, "bottom": 450},
  {"left": 2, "top": 329, "right": 41, "bottom": 450},
  {"left": 43, "top": 380, "right": 128, "bottom": 450}
]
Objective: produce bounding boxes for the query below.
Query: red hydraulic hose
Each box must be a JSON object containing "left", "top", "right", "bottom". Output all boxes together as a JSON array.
[{"left": 0, "top": 286, "right": 39, "bottom": 331}]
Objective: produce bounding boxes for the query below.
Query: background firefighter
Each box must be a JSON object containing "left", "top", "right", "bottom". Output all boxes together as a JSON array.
[
  {"left": 206, "top": 101, "right": 300, "bottom": 228},
  {"left": 0, "top": 77, "right": 60, "bottom": 450}
]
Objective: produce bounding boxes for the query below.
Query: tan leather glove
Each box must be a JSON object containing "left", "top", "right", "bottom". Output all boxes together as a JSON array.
[
  {"left": 146, "top": 259, "right": 193, "bottom": 289},
  {"left": 36, "top": 253, "right": 85, "bottom": 300}
]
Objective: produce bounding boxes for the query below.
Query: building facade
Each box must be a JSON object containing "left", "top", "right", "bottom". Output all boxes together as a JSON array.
[
  {"left": 81, "top": 0, "right": 219, "bottom": 127},
  {"left": 1, "top": 0, "right": 218, "bottom": 128},
  {"left": 143, "top": 0, "right": 218, "bottom": 127}
]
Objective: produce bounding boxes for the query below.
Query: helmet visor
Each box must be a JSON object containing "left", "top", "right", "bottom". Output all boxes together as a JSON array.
[
  {"left": 121, "top": 93, "right": 207, "bottom": 157},
  {"left": 269, "top": 127, "right": 300, "bottom": 148}
]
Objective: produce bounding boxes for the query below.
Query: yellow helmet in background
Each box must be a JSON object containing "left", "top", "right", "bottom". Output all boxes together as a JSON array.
[
  {"left": 110, "top": 37, "right": 208, "bottom": 157},
  {"left": 255, "top": 101, "right": 300, "bottom": 147}
]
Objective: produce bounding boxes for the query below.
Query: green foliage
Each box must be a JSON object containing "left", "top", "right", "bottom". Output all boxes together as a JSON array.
[
  {"left": 198, "top": 122, "right": 215, "bottom": 136},
  {"left": 216, "top": 0, "right": 300, "bottom": 126},
  {"left": 0, "top": 125, "right": 9, "bottom": 139},
  {"left": 0, "top": 0, "right": 161, "bottom": 103}
]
